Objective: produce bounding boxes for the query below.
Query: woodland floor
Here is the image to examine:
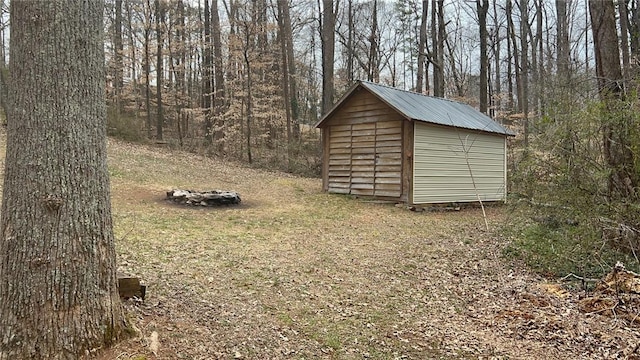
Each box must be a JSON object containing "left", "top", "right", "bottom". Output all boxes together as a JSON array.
[{"left": 1, "top": 133, "right": 639, "bottom": 359}]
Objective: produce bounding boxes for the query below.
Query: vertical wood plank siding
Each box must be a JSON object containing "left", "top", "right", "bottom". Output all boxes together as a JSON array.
[{"left": 413, "top": 122, "right": 506, "bottom": 203}]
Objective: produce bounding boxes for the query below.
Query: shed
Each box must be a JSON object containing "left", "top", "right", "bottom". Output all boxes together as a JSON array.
[{"left": 315, "top": 80, "right": 514, "bottom": 204}]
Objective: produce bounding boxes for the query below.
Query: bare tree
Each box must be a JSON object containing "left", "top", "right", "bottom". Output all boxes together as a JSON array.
[
  {"left": 556, "top": 0, "right": 570, "bottom": 79},
  {"left": 156, "top": 0, "right": 165, "bottom": 140},
  {"left": 519, "top": 0, "right": 529, "bottom": 147},
  {"left": 416, "top": 0, "right": 428, "bottom": 93},
  {"left": 114, "top": 0, "right": 124, "bottom": 113},
  {"left": 202, "top": 0, "right": 213, "bottom": 143},
  {"left": 589, "top": 0, "right": 638, "bottom": 199},
  {"left": 478, "top": 0, "right": 489, "bottom": 114},
  {"left": 212, "top": 0, "right": 226, "bottom": 145},
  {"left": 429, "top": 0, "right": 445, "bottom": 97},
  {"left": 321, "top": 0, "right": 335, "bottom": 114}
]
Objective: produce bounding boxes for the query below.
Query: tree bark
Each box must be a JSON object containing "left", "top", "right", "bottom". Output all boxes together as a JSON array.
[
  {"left": 478, "top": 0, "right": 489, "bottom": 114},
  {"left": 519, "top": 0, "right": 529, "bottom": 147},
  {"left": 277, "top": 0, "right": 292, "bottom": 148},
  {"left": 556, "top": 0, "right": 570, "bottom": 79},
  {"left": 346, "top": 0, "right": 354, "bottom": 84},
  {"left": 155, "top": 0, "right": 165, "bottom": 140},
  {"left": 0, "top": 1, "right": 125, "bottom": 358},
  {"left": 619, "top": 0, "right": 632, "bottom": 79},
  {"left": 492, "top": 1, "right": 501, "bottom": 112},
  {"left": 114, "top": 0, "right": 124, "bottom": 113},
  {"left": 211, "top": 0, "right": 226, "bottom": 144},
  {"left": 144, "top": 0, "right": 153, "bottom": 138},
  {"left": 126, "top": 1, "right": 140, "bottom": 119},
  {"left": 202, "top": 0, "right": 213, "bottom": 143},
  {"left": 506, "top": 0, "right": 516, "bottom": 111},
  {"left": 430, "top": 0, "right": 445, "bottom": 97},
  {"left": 589, "top": 0, "right": 638, "bottom": 200},
  {"left": 367, "top": 0, "right": 379, "bottom": 82},
  {"left": 416, "top": 0, "right": 428, "bottom": 93},
  {"left": 321, "top": 0, "right": 335, "bottom": 114}
]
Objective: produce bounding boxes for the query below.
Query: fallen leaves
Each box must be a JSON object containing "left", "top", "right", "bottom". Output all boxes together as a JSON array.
[{"left": 93, "top": 136, "right": 640, "bottom": 359}]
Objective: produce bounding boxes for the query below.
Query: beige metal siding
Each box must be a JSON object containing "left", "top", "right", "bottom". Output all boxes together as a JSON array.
[{"left": 413, "top": 123, "right": 506, "bottom": 204}]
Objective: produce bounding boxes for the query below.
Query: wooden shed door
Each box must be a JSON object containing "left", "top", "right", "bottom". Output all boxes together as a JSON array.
[{"left": 328, "top": 121, "right": 402, "bottom": 197}]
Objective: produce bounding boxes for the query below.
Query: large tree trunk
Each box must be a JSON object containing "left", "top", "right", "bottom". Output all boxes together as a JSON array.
[{"left": 0, "top": 1, "right": 125, "bottom": 358}]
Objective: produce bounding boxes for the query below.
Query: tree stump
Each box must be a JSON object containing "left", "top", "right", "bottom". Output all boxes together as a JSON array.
[{"left": 166, "top": 189, "right": 241, "bottom": 206}]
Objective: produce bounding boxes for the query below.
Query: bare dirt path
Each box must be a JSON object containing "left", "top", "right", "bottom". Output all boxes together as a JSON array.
[{"left": 2, "top": 132, "right": 636, "bottom": 359}]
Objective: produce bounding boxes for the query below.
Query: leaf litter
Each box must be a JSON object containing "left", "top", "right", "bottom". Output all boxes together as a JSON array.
[{"left": 0, "top": 133, "right": 636, "bottom": 359}]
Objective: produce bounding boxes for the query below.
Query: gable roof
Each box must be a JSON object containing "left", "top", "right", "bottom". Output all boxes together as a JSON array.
[{"left": 316, "top": 80, "right": 514, "bottom": 136}]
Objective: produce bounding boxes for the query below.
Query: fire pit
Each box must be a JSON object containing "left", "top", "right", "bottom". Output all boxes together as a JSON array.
[{"left": 166, "top": 189, "right": 241, "bottom": 206}]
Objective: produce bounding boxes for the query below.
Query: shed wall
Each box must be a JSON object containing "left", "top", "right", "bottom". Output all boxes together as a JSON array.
[
  {"left": 413, "top": 123, "right": 506, "bottom": 204},
  {"left": 324, "top": 89, "right": 405, "bottom": 199}
]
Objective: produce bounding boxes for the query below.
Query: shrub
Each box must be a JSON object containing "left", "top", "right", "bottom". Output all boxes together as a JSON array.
[{"left": 506, "top": 92, "right": 640, "bottom": 278}]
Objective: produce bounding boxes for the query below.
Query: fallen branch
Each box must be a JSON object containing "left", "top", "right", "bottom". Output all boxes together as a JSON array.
[{"left": 561, "top": 273, "right": 599, "bottom": 283}]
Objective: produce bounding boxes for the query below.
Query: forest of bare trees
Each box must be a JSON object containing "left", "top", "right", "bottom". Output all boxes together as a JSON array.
[{"left": 1, "top": 1, "right": 616, "bottom": 171}]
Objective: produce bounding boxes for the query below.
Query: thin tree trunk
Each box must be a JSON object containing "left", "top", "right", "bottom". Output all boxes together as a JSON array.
[
  {"left": 144, "top": 0, "right": 152, "bottom": 138},
  {"left": 492, "top": 1, "right": 501, "bottom": 113},
  {"left": 436, "top": 0, "right": 445, "bottom": 96},
  {"left": 619, "top": 0, "right": 632, "bottom": 80},
  {"left": 126, "top": 1, "right": 140, "bottom": 119},
  {"left": 243, "top": 46, "right": 253, "bottom": 164},
  {"left": 556, "top": 0, "right": 570, "bottom": 79},
  {"left": 0, "top": 1, "right": 125, "bottom": 357},
  {"left": 282, "top": 0, "right": 299, "bottom": 140},
  {"left": 347, "top": 0, "right": 354, "bottom": 84},
  {"left": 506, "top": 0, "right": 515, "bottom": 110},
  {"left": 416, "top": 0, "right": 428, "bottom": 93},
  {"left": 114, "top": 0, "right": 124, "bottom": 113},
  {"left": 202, "top": 0, "right": 213, "bottom": 143},
  {"left": 155, "top": 0, "right": 164, "bottom": 140},
  {"left": 520, "top": 0, "right": 529, "bottom": 147},
  {"left": 321, "top": 0, "right": 335, "bottom": 114},
  {"left": 277, "top": 0, "right": 292, "bottom": 150},
  {"left": 368, "top": 0, "right": 378, "bottom": 82},
  {"left": 478, "top": 0, "right": 489, "bottom": 114},
  {"left": 212, "top": 0, "right": 226, "bottom": 144}
]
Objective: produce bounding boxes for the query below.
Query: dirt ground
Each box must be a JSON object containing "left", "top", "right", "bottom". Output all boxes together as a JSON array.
[{"left": 3, "top": 133, "right": 632, "bottom": 360}]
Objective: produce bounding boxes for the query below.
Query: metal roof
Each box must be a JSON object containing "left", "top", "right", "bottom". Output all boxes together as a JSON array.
[{"left": 317, "top": 80, "right": 514, "bottom": 136}]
